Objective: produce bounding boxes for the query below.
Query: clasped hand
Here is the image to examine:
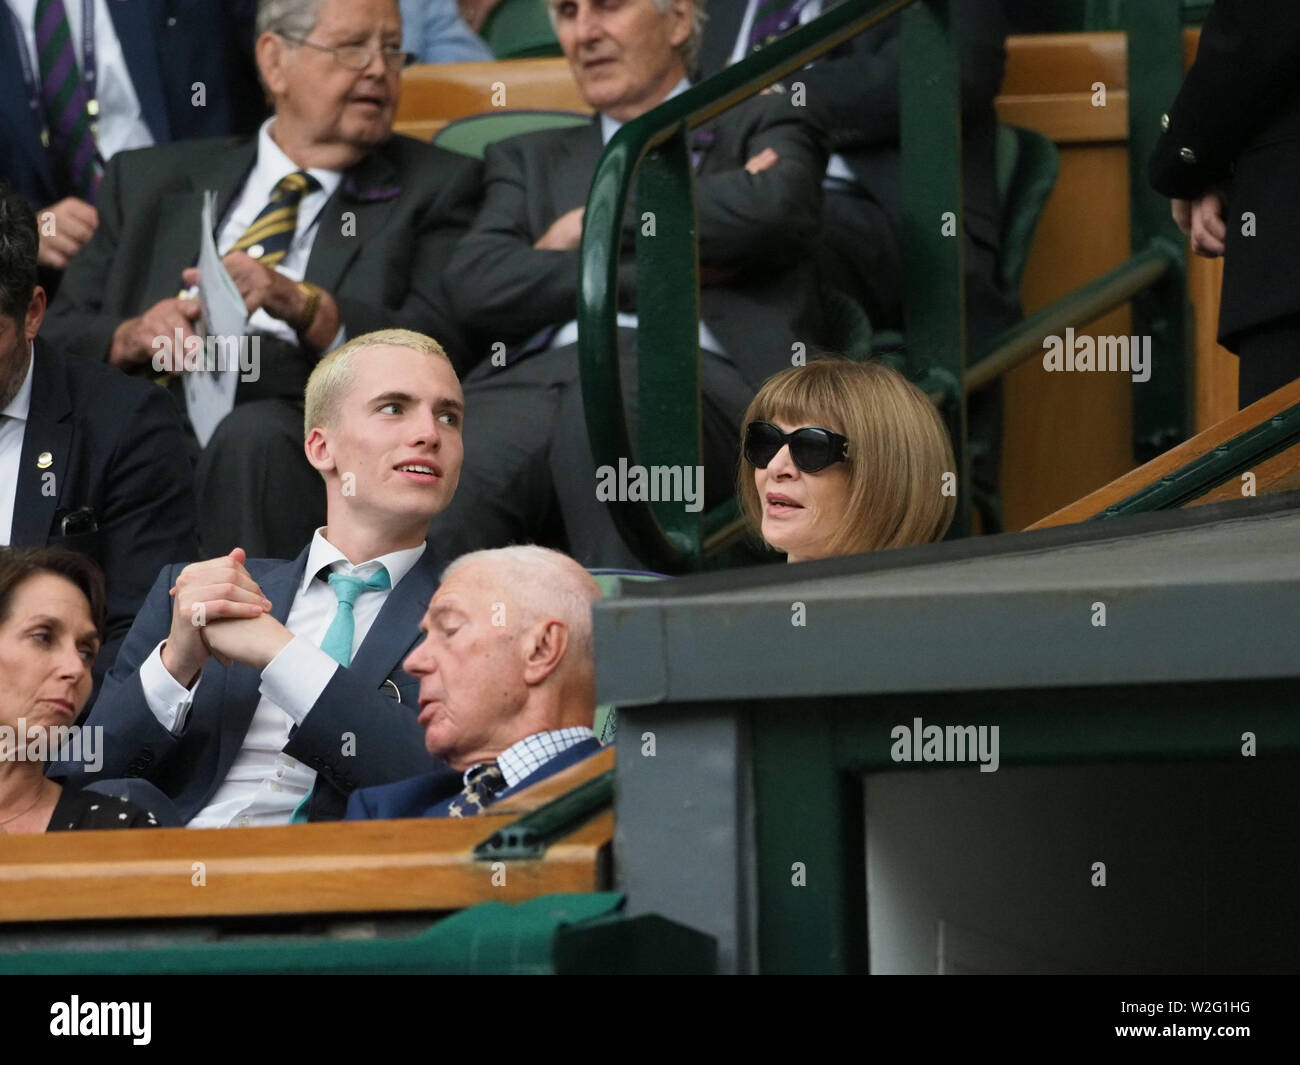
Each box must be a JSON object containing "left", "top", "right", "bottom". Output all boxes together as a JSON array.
[{"left": 161, "top": 549, "right": 291, "bottom": 686}]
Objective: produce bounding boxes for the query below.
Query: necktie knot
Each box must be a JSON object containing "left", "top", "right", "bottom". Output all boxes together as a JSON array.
[
  {"left": 448, "top": 763, "right": 508, "bottom": 816},
  {"left": 327, "top": 567, "right": 391, "bottom": 608},
  {"left": 319, "top": 566, "right": 391, "bottom": 667},
  {"left": 272, "top": 171, "right": 319, "bottom": 204}
]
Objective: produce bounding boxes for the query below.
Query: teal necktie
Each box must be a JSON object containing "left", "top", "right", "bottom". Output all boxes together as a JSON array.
[
  {"left": 318, "top": 567, "right": 391, "bottom": 667},
  {"left": 289, "top": 565, "right": 391, "bottom": 825}
]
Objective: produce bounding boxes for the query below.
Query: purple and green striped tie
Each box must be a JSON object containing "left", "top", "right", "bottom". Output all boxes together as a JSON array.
[{"left": 35, "top": 0, "right": 99, "bottom": 202}]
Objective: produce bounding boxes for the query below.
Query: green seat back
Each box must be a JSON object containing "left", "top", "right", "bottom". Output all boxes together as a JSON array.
[
  {"left": 480, "top": 0, "right": 562, "bottom": 59},
  {"left": 433, "top": 109, "right": 590, "bottom": 159},
  {"left": 995, "top": 123, "right": 1060, "bottom": 291}
]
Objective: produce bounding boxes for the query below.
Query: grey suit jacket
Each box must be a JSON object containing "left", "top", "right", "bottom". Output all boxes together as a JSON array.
[
  {"left": 444, "top": 92, "right": 831, "bottom": 392},
  {"left": 42, "top": 133, "right": 484, "bottom": 379}
]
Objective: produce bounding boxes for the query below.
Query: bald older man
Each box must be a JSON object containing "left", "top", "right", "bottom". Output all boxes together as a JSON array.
[
  {"left": 346, "top": 546, "right": 604, "bottom": 819},
  {"left": 42, "top": 0, "right": 482, "bottom": 559}
]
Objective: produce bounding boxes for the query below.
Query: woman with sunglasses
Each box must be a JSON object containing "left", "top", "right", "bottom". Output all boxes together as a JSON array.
[{"left": 738, "top": 359, "right": 956, "bottom": 562}]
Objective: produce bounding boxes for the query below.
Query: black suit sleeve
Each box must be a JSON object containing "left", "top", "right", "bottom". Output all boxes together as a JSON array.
[
  {"left": 282, "top": 666, "right": 442, "bottom": 796},
  {"left": 1149, "top": 0, "right": 1300, "bottom": 200},
  {"left": 694, "top": 98, "right": 829, "bottom": 268},
  {"left": 41, "top": 151, "right": 133, "bottom": 361},
  {"left": 787, "top": 1, "right": 1007, "bottom": 152},
  {"left": 95, "top": 382, "right": 199, "bottom": 666},
  {"left": 444, "top": 138, "right": 588, "bottom": 344}
]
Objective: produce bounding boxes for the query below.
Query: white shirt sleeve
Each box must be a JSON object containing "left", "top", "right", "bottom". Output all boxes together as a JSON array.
[
  {"left": 139, "top": 642, "right": 201, "bottom": 734},
  {"left": 259, "top": 635, "right": 340, "bottom": 725}
]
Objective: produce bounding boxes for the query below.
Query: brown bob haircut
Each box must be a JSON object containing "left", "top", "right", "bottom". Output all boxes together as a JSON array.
[
  {"left": 0, "top": 546, "right": 107, "bottom": 639},
  {"left": 737, "top": 358, "right": 957, "bottom": 557}
]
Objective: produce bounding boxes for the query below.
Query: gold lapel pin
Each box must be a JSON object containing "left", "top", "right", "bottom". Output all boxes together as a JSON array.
[{"left": 37, "top": 451, "right": 53, "bottom": 469}]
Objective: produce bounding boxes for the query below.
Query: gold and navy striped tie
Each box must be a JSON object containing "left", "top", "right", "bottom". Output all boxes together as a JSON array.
[{"left": 230, "top": 171, "right": 320, "bottom": 269}]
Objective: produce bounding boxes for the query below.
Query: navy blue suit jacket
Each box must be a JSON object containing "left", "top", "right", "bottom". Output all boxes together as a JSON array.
[
  {"left": 345, "top": 737, "right": 604, "bottom": 820},
  {"left": 0, "top": 0, "right": 263, "bottom": 208},
  {"left": 9, "top": 339, "right": 197, "bottom": 685},
  {"left": 50, "top": 544, "right": 446, "bottom": 823}
]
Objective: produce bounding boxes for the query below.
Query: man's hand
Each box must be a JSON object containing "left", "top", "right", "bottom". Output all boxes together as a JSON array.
[
  {"left": 36, "top": 197, "right": 98, "bottom": 270},
  {"left": 535, "top": 207, "right": 585, "bottom": 251},
  {"left": 200, "top": 611, "right": 294, "bottom": 673},
  {"left": 184, "top": 252, "right": 297, "bottom": 320},
  {"left": 109, "top": 296, "right": 201, "bottom": 370},
  {"left": 160, "top": 548, "right": 273, "bottom": 686},
  {"left": 744, "top": 148, "right": 780, "bottom": 175},
  {"left": 1172, "top": 189, "right": 1227, "bottom": 258},
  {"left": 183, "top": 254, "right": 341, "bottom": 350}
]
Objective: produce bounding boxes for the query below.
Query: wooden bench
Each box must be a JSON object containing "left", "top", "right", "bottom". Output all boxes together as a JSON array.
[{"left": 0, "top": 747, "right": 614, "bottom": 922}]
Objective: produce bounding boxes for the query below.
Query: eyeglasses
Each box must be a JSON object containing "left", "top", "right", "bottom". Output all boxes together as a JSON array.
[
  {"left": 277, "top": 33, "right": 414, "bottom": 71},
  {"left": 744, "top": 421, "right": 849, "bottom": 473}
]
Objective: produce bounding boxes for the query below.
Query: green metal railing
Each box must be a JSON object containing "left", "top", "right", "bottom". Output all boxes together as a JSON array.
[{"left": 577, "top": 0, "right": 1196, "bottom": 573}]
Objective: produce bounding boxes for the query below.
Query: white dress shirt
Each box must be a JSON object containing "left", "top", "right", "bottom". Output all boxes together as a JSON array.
[
  {"left": 6, "top": 0, "right": 154, "bottom": 172},
  {"left": 0, "top": 347, "right": 35, "bottom": 546},
  {"left": 214, "top": 118, "right": 346, "bottom": 349},
  {"left": 136, "top": 530, "right": 426, "bottom": 828},
  {"left": 727, "top": 0, "right": 857, "bottom": 185},
  {"left": 548, "top": 79, "right": 727, "bottom": 356}
]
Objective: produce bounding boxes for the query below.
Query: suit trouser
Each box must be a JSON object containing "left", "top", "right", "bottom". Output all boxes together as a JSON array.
[
  {"left": 1232, "top": 314, "right": 1300, "bottom": 408},
  {"left": 426, "top": 329, "right": 753, "bottom": 569}
]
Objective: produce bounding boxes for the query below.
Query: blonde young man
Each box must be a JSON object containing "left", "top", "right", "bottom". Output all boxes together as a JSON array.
[
  {"left": 51, "top": 329, "right": 465, "bottom": 825},
  {"left": 42, "top": 0, "right": 481, "bottom": 558}
]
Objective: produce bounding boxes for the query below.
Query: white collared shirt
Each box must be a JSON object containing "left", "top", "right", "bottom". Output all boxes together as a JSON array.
[
  {"left": 467, "top": 727, "right": 598, "bottom": 791},
  {"left": 5, "top": 0, "right": 154, "bottom": 170},
  {"left": 726, "top": 0, "right": 856, "bottom": 185},
  {"left": 136, "top": 529, "right": 426, "bottom": 828},
  {"left": 214, "top": 118, "right": 345, "bottom": 349},
  {"left": 0, "top": 346, "right": 35, "bottom": 546},
  {"left": 548, "top": 78, "right": 727, "bottom": 356}
]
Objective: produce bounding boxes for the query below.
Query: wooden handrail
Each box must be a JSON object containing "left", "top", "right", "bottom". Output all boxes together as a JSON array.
[
  {"left": 1031, "top": 376, "right": 1300, "bottom": 528},
  {"left": 0, "top": 749, "right": 615, "bottom": 923}
]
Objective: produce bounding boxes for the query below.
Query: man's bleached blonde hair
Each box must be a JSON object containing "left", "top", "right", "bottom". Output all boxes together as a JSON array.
[{"left": 304, "top": 328, "right": 454, "bottom": 438}]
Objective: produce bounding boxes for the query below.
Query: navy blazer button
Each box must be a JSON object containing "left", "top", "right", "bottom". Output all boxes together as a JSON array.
[
  {"left": 1179, "top": 147, "right": 1197, "bottom": 164},
  {"left": 1160, "top": 112, "right": 1170, "bottom": 132}
]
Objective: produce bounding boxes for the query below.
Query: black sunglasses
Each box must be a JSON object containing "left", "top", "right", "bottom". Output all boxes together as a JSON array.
[{"left": 744, "top": 421, "right": 849, "bottom": 473}]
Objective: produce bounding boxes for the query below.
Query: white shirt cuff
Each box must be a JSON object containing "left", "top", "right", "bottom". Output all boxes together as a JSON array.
[
  {"left": 140, "top": 642, "right": 200, "bottom": 734},
  {"left": 260, "top": 636, "right": 339, "bottom": 725}
]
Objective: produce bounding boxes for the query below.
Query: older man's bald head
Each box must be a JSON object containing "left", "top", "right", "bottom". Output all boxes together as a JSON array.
[{"left": 405, "top": 547, "right": 603, "bottom": 769}]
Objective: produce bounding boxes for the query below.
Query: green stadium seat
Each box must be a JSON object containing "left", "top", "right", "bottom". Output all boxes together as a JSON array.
[
  {"left": 480, "top": 0, "right": 563, "bottom": 59},
  {"left": 433, "top": 109, "right": 590, "bottom": 158},
  {"left": 994, "top": 124, "right": 1059, "bottom": 292}
]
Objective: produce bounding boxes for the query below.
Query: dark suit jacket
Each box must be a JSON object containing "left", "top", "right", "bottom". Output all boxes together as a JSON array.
[
  {"left": 345, "top": 737, "right": 604, "bottom": 819},
  {"left": 1149, "top": 0, "right": 1300, "bottom": 347},
  {"left": 49, "top": 545, "right": 447, "bottom": 823},
  {"left": 9, "top": 338, "right": 197, "bottom": 681},
  {"left": 444, "top": 93, "right": 830, "bottom": 392},
  {"left": 0, "top": 0, "right": 264, "bottom": 209},
  {"left": 42, "top": 132, "right": 485, "bottom": 384},
  {"left": 697, "top": 0, "right": 1009, "bottom": 259}
]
